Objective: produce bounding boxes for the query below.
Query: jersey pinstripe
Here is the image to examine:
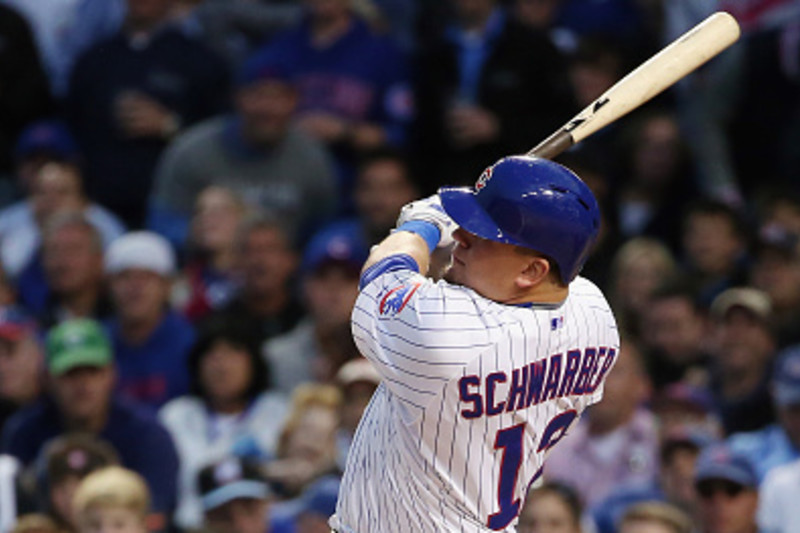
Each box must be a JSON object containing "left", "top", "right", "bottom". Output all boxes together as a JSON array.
[{"left": 332, "top": 264, "right": 619, "bottom": 532}]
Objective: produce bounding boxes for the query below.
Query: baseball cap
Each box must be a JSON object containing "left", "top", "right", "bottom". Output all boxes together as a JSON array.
[
  {"left": 198, "top": 457, "right": 271, "bottom": 511},
  {"left": 756, "top": 223, "right": 799, "bottom": 259},
  {"left": 301, "top": 225, "right": 369, "bottom": 276},
  {"left": 336, "top": 358, "right": 380, "bottom": 388},
  {"left": 652, "top": 383, "right": 715, "bottom": 415},
  {"left": 237, "top": 54, "right": 294, "bottom": 88},
  {"left": 46, "top": 319, "right": 113, "bottom": 376},
  {"left": 0, "top": 306, "right": 38, "bottom": 342},
  {"left": 299, "top": 475, "right": 340, "bottom": 518},
  {"left": 709, "top": 287, "right": 771, "bottom": 322},
  {"left": 693, "top": 444, "right": 757, "bottom": 488},
  {"left": 15, "top": 120, "right": 79, "bottom": 162},
  {"left": 773, "top": 346, "right": 800, "bottom": 407},
  {"left": 105, "top": 231, "right": 176, "bottom": 276}
]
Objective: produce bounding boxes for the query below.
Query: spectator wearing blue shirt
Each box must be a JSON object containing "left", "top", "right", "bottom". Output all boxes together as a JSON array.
[
  {"left": 0, "top": 319, "right": 179, "bottom": 525},
  {"left": 104, "top": 231, "right": 195, "bottom": 410},
  {"left": 728, "top": 345, "right": 800, "bottom": 481},
  {"left": 65, "top": 0, "right": 230, "bottom": 227},
  {"left": 250, "top": 0, "right": 414, "bottom": 212}
]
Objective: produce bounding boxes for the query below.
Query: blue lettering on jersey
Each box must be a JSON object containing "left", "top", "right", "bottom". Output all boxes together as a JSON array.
[
  {"left": 458, "top": 347, "right": 614, "bottom": 419},
  {"left": 379, "top": 282, "right": 421, "bottom": 316}
]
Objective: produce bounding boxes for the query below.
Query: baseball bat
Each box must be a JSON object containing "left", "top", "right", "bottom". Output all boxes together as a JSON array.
[{"left": 528, "top": 11, "right": 741, "bottom": 160}]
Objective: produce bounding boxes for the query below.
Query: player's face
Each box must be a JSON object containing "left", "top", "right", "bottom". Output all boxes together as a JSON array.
[{"left": 445, "top": 228, "right": 537, "bottom": 302}]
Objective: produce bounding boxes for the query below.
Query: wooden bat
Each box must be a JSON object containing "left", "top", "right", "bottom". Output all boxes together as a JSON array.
[{"left": 528, "top": 11, "right": 741, "bottom": 159}]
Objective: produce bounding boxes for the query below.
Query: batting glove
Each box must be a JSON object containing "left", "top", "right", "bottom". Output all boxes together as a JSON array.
[{"left": 395, "top": 194, "right": 457, "bottom": 249}]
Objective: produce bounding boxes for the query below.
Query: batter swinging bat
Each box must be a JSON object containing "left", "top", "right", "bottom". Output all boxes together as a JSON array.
[{"left": 528, "top": 11, "right": 741, "bottom": 160}]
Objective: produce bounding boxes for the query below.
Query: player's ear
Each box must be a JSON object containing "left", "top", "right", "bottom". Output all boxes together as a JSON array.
[{"left": 516, "top": 257, "right": 550, "bottom": 289}]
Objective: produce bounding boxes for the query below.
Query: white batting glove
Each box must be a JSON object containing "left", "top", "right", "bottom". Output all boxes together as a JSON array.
[{"left": 395, "top": 194, "right": 457, "bottom": 248}]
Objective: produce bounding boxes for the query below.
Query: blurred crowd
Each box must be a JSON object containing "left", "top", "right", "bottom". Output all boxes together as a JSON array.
[{"left": 0, "top": 0, "right": 799, "bottom": 532}]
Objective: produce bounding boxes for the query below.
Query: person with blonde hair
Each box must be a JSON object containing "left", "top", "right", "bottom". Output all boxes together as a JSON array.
[
  {"left": 72, "top": 466, "right": 150, "bottom": 533},
  {"left": 618, "top": 501, "right": 693, "bottom": 533}
]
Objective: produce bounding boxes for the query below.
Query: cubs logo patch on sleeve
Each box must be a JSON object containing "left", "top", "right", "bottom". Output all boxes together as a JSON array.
[{"left": 379, "top": 282, "right": 421, "bottom": 316}]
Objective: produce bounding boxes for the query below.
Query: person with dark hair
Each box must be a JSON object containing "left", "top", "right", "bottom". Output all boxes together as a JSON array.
[
  {"left": 517, "top": 481, "right": 584, "bottom": 533},
  {"left": 158, "top": 316, "right": 288, "bottom": 530}
]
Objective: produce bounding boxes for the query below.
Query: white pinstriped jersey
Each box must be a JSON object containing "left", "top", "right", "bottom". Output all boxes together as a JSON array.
[{"left": 331, "top": 261, "right": 620, "bottom": 532}]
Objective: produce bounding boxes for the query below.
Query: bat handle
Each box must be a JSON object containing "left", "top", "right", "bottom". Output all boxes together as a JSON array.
[{"left": 526, "top": 129, "right": 575, "bottom": 160}]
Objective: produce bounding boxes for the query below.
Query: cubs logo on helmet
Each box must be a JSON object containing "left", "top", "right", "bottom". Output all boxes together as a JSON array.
[{"left": 475, "top": 166, "right": 493, "bottom": 191}]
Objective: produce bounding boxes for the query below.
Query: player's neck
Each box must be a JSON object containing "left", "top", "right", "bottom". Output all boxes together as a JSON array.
[{"left": 505, "top": 283, "right": 568, "bottom": 306}]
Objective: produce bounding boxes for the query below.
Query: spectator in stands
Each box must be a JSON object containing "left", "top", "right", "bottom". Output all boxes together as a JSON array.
[
  {"left": 72, "top": 466, "right": 150, "bottom": 533},
  {"left": 334, "top": 358, "right": 380, "bottom": 468},
  {"left": 517, "top": 481, "right": 584, "bottom": 533},
  {"left": 0, "top": 4, "right": 53, "bottom": 193},
  {"left": 694, "top": 444, "right": 759, "bottom": 533},
  {"left": 611, "top": 110, "right": 697, "bottom": 253},
  {"left": 414, "top": 0, "right": 574, "bottom": 192},
  {"left": 198, "top": 457, "right": 278, "bottom": 533},
  {"left": 617, "top": 502, "right": 693, "bottom": 533},
  {"left": 289, "top": 475, "right": 341, "bottom": 533},
  {"left": 592, "top": 427, "right": 716, "bottom": 533},
  {"left": 728, "top": 345, "right": 800, "bottom": 481},
  {"left": 707, "top": 287, "right": 777, "bottom": 434},
  {"left": 148, "top": 56, "right": 337, "bottom": 250},
  {"left": 264, "top": 384, "right": 341, "bottom": 499},
  {"left": 758, "top": 457, "right": 800, "bottom": 533},
  {"left": 1, "top": 319, "right": 179, "bottom": 522},
  {"left": 250, "top": 0, "right": 413, "bottom": 208},
  {"left": 104, "top": 232, "right": 195, "bottom": 410},
  {"left": 38, "top": 433, "right": 119, "bottom": 531},
  {"left": 8, "top": 514, "right": 61, "bottom": 533},
  {"left": 264, "top": 224, "right": 366, "bottom": 395},
  {"left": 17, "top": 213, "right": 113, "bottom": 328},
  {"left": 0, "top": 157, "right": 125, "bottom": 280},
  {"left": 0, "top": 308, "right": 44, "bottom": 433},
  {"left": 639, "top": 281, "right": 711, "bottom": 390},
  {"left": 545, "top": 338, "right": 658, "bottom": 507},
  {"left": 159, "top": 316, "right": 287, "bottom": 530},
  {"left": 607, "top": 237, "right": 678, "bottom": 337},
  {"left": 218, "top": 216, "right": 304, "bottom": 346},
  {"left": 679, "top": 199, "right": 750, "bottom": 307},
  {"left": 750, "top": 224, "right": 800, "bottom": 348},
  {"left": 179, "top": 186, "right": 248, "bottom": 322},
  {"left": 66, "top": 0, "right": 230, "bottom": 227}
]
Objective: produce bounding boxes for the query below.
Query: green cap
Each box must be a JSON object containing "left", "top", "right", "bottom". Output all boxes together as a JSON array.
[{"left": 46, "top": 319, "right": 112, "bottom": 376}]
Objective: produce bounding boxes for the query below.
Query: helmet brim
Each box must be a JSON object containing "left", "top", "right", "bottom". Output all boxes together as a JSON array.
[{"left": 439, "top": 186, "right": 526, "bottom": 247}]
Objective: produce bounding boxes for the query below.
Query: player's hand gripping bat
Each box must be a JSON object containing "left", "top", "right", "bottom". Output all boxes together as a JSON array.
[{"left": 528, "top": 11, "right": 741, "bottom": 160}]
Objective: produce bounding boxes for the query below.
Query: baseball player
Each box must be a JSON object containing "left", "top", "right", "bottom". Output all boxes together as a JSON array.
[{"left": 330, "top": 155, "right": 620, "bottom": 532}]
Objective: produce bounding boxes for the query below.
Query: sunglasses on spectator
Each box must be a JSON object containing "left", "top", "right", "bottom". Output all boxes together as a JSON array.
[{"left": 697, "top": 479, "right": 746, "bottom": 499}]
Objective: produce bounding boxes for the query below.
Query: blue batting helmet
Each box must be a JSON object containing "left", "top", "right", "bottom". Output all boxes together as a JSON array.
[{"left": 439, "top": 155, "right": 600, "bottom": 284}]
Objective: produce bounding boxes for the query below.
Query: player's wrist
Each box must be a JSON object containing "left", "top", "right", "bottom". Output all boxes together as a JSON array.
[{"left": 394, "top": 220, "right": 441, "bottom": 253}]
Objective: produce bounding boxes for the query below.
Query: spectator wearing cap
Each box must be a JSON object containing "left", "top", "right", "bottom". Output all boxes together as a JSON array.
[
  {"left": 591, "top": 424, "right": 717, "bottom": 533},
  {"left": 334, "top": 358, "right": 379, "bottom": 469},
  {"left": 545, "top": 338, "right": 659, "bottom": 507},
  {"left": 65, "top": 0, "right": 230, "bottom": 228},
  {"left": 750, "top": 224, "right": 800, "bottom": 348},
  {"left": 276, "top": 474, "right": 340, "bottom": 533},
  {"left": 11, "top": 121, "right": 79, "bottom": 199},
  {"left": 0, "top": 5, "right": 53, "bottom": 188},
  {"left": 16, "top": 212, "right": 113, "bottom": 329},
  {"left": 0, "top": 307, "right": 44, "bottom": 433},
  {"left": 217, "top": 216, "right": 305, "bottom": 347},
  {"left": 177, "top": 186, "right": 248, "bottom": 322},
  {"left": 0, "top": 319, "right": 179, "bottom": 523},
  {"left": 198, "top": 457, "right": 279, "bottom": 533},
  {"left": 728, "top": 345, "right": 800, "bottom": 481},
  {"left": 159, "top": 316, "right": 288, "bottom": 530},
  {"left": 0, "top": 156, "right": 126, "bottom": 281},
  {"left": 264, "top": 225, "right": 367, "bottom": 395},
  {"left": 757, "top": 456, "right": 800, "bottom": 533},
  {"left": 103, "top": 231, "right": 195, "bottom": 410},
  {"left": 694, "top": 444, "right": 759, "bottom": 533},
  {"left": 147, "top": 55, "right": 336, "bottom": 251},
  {"left": 37, "top": 433, "right": 119, "bottom": 530},
  {"left": 707, "top": 287, "right": 777, "bottom": 435}
]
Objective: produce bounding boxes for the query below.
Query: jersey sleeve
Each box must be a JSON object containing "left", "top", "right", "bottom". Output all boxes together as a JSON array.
[{"left": 353, "top": 256, "right": 495, "bottom": 415}]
